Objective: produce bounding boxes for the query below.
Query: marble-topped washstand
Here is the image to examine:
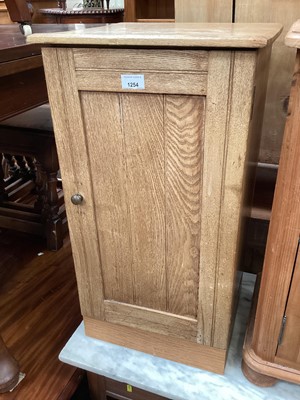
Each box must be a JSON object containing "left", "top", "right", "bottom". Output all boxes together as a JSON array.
[{"left": 59, "top": 273, "right": 300, "bottom": 399}]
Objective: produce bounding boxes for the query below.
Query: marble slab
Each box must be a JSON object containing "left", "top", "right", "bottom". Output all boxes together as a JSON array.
[{"left": 59, "top": 273, "right": 300, "bottom": 399}]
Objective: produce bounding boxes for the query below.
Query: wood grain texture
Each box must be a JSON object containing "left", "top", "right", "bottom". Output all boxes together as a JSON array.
[
  {"left": 40, "top": 41, "right": 275, "bottom": 369},
  {"left": 235, "top": 1, "right": 299, "bottom": 164},
  {"left": 41, "top": 47, "right": 105, "bottom": 320},
  {"left": 212, "top": 51, "right": 257, "bottom": 349},
  {"left": 197, "top": 50, "right": 257, "bottom": 349},
  {"left": 252, "top": 51, "right": 300, "bottom": 362},
  {"left": 197, "top": 50, "right": 232, "bottom": 346},
  {"left": 76, "top": 70, "right": 207, "bottom": 96},
  {"left": 114, "top": 93, "right": 166, "bottom": 310},
  {"left": 79, "top": 92, "right": 134, "bottom": 305},
  {"left": 80, "top": 90, "right": 205, "bottom": 320},
  {"left": 81, "top": 92, "right": 166, "bottom": 310},
  {"left": 165, "top": 95, "right": 203, "bottom": 318},
  {"left": 73, "top": 48, "right": 208, "bottom": 72},
  {"left": 28, "top": 23, "right": 282, "bottom": 49},
  {"left": 175, "top": 0, "right": 232, "bottom": 22},
  {"left": 0, "top": 232, "right": 82, "bottom": 400},
  {"left": 276, "top": 247, "right": 300, "bottom": 366},
  {"left": 104, "top": 300, "right": 197, "bottom": 341},
  {"left": 84, "top": 317, "right": 226, "bottom": 374}
]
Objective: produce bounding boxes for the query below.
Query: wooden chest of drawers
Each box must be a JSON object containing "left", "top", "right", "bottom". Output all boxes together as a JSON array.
[{"left": 28, "top": 23, "right": 281, "bottom": 374}]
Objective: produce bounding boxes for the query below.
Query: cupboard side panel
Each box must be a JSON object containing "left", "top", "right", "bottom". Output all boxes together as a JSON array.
[
  {"left": 80, "top": 92, "right": 134, "bottom": 304},
  {"left": 212, "top": 51, "right": 256, "bottom": 349},
  {"left": 165, "top": 95, "right": 204, "bottom": 319},
  {"left": 197, "top": 51, "right": 233, "bottom": 345},
  {"left": 41, "top": 48, "right": 104, "bottom": 319}
]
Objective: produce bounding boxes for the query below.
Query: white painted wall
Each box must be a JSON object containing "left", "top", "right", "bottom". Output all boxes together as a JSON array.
[{"left": 67, "top": 0, "right": 124, "bottom": 10}]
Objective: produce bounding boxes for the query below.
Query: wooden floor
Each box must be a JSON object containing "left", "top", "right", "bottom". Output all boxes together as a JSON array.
[{"left": 0, "top": 229, "right": 82, "bottom": 399}]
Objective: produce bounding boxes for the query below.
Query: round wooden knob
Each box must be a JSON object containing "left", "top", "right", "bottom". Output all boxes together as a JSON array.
[{"left": 71, "top": 194, "right": 83, "bottom": 205}]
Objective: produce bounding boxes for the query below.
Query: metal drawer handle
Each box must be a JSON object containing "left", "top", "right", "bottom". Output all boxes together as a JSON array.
[{"left": 71, "top": 194, "right": 83, "bottom": 205}]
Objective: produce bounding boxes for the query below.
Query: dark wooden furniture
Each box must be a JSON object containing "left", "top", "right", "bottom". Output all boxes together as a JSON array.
[
  {"left": 0, "top": 106, "right": 66, "bottom": 251},
  {"left": 88, "top": 373, "right": 169, "bottom": 400},
  {"left": 242, "top": 20, "right": 300, "bottom": 386},
  {"left": 39, "top": 8, "right": 124, "bottom": 24},
  {"left": 0, "top": 24, "right": 102, "bottom": 250},
  {"left": 124, "top": 0, "right": 174, "bottom": 22}
]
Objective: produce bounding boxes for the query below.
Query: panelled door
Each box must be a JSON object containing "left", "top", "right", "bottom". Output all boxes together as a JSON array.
[{"left": 42, "top": 46, "right": 257, "bottom": 349}]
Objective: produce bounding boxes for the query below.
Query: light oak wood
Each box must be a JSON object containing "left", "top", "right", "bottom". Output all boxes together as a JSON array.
[
  {"left": 39, "top": 24, "right": 280, "bottom": 373},
  {"left": 73, "top": 48, "right": 208, "bottom": 72},
  {"left": 175, "top": 0, "right": 232, "bottom": 23},
  {"left": 165, "top": 94, "right": 203, "bottom": 318},
  {"left": 104, "top": 301, "right": 198, "bottom": 341},
  {"left": 76, "top": 70, "right": 207, "bottom": 95},
  {"left": 41, "top": 47, "right": 105, "bottom": 320},
  {"left": 28, "top": 22, "right": 282, "bottom": 48},
  {"left": 79, "top": 91, "right": 204, "bottom": 316},
  {"left": 235, "top": 1, "right": 300, "bottom": 164},
  {"left": 84, "top": 317, "right": 226, "bottom": 374}
]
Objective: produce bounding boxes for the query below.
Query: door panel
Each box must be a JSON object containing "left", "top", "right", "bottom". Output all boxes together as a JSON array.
[
  {"left": 80, "top": 91, "right": 204, "bottom": 320},
  {"left": 165, "top": 95, "right": 203, "bottom": 318}
]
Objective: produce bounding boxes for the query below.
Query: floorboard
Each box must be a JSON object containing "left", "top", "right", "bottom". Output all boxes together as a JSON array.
[{"left": 0, "top": 229, "right": 82, "bottom": 400}]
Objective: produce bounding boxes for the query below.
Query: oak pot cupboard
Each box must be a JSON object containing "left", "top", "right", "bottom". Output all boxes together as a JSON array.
[{"left": 28, "top": 23, "right": 281, "bottom": 374}]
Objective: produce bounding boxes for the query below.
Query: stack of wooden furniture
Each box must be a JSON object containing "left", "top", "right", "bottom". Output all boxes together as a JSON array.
[
  {"left": 242, "top": 20, "right": 300, "bottom": 386},
  {"left": 28, "top": 22, "right": 281, "bottom": 375}
]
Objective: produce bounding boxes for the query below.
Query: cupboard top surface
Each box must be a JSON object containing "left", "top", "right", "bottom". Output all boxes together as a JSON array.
[
  {"left": 285, "top": 20, "right": 300, "bottom": 48},
  {"left": 28, "top": 22, "right": 282, "bottom": 49}
]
